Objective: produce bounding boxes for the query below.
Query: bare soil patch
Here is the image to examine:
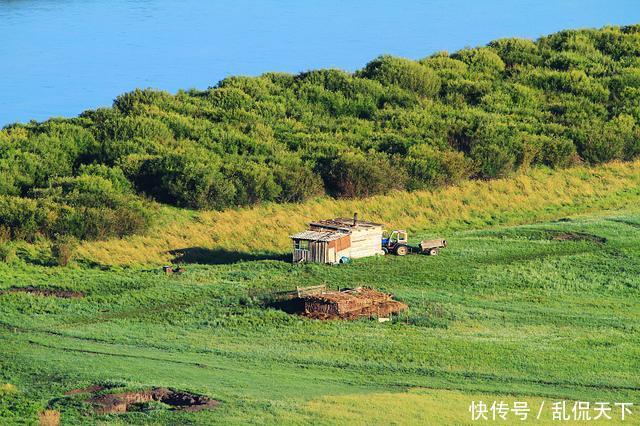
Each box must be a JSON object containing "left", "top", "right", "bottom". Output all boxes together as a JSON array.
[
  {"left": 487, "top": 228, "right": 607, "bottom": 244},
  {"left": 0, "top": 286, "right": 85, "bottom": 298},
  {"left": 551, "top": 231, "right": 607, "bottom": 244},
  {"left": 88, "top": 387, "right": 219, "bottom": 414},
  {"left": 65, "top": 385, "right": 111, "bottom": 395}
]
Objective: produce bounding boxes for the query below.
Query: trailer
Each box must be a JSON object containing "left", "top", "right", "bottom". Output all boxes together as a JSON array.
[{"left": 418, "top": 238, "right": 448, "bottom": 255}]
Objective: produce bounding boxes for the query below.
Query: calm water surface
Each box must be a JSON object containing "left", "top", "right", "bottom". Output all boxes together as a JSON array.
[{"left": 1, "top": 0, "right": 639, "bottom": 125}]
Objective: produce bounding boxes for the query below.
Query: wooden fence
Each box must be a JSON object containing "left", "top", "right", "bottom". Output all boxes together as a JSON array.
[{"left": 296, "top": 285, "right": 327, "bottom": 297}]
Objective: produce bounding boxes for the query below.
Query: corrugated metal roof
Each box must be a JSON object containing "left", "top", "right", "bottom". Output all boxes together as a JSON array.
[{"left": 290, "top": 230, "right": 347, "bottom": 242}]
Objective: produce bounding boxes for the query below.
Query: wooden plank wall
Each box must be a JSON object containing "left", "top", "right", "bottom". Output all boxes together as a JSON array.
[
  {"left": 292, "top": 248, "right": 310, "bottom": 262},
  {"left": 292, "top": 228, "right": 379, "bottom": 263},
  {"left": 349, "top": 227, "right": 383, "bottom": 259},
  {"left": 334, "top": 234, "right": 351, "bottom": 252},
  {"left": 293, "top": 241, "right": 338, "bottom": 263},
  {"left": 311, "top": 241, "right": 328, "bottom": 263}
]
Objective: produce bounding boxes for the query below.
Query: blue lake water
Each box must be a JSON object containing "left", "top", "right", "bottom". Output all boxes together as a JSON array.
[{"left": 1, "top": 0, "right": 639, "bottom": 126}]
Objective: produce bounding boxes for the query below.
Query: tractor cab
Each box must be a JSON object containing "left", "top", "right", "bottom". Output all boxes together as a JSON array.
[{"left": 382, "top": 230, "right": 410, "bottom": 255}]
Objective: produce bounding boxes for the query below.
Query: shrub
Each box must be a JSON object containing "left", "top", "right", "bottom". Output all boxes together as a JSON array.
[
  {"left": 51, "top": 235, "right": 79, "bottom": 266},
  {"left": 206, "top": 87, "right": 255, "bottom": 110},
  {"left": 0, "top": 243, "right": 17, "bottom": 263},
  {"left": 113, "top": 88, "right": 172, "bottom": 114},
  {"left": 0, "top": 196, "right": 41, "bottom": 241},
  {"left": 452, "top": 47, "right": 505, "bottom": 75},
  {"left": 471, "top": 143, "right": 516, "bottom": 178},
  {"left": 131, "top": 152, "right": 236, "bottom": 209},
  {"left": 324, "top": 151, "right": 406, "bottom": 198},
  {"left": 77, "top": 164, "right": 133, "bottom": 193},
  {"left": 574, "top": 116, "right": 635, "bottom": 164},
  {"left": 406, "top": 145, "right": 474, "bottom": 188},
  {"left": 540, "top": 136, "right": 578, "bottom": 168},
  {"left": 271, "top": 160, "right": 325, "bottom": 203},
  {"left": 489, "top": 38, "right": 541, "bottom": 67},
  {"left": 358, "top": 55, "right": 441, "bottom": 98},
  {"left": 515, "top": 133, "right": 577, "bottom": 169},
  {"left": 0, "top": 384, "right": 40, "bottom": 423}
]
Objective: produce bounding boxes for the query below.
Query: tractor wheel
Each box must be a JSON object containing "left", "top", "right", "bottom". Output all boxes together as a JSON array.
[
  {"left": 382, "top": 247, "right": 389, "bottom": 255},
  {"left": 395, "top": 245, "right": 409, "bottom": 256},
  {"left": 428, "top": 248, "right": 439, "bottom": 256}
]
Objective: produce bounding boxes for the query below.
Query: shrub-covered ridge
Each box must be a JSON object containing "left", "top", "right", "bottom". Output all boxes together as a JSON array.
[{"left": 2, "top": 25, "right": 640, "bottom": 240}]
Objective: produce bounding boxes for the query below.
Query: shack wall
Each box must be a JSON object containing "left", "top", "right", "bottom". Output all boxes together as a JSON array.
[
  {"left": 293, "top": 240, "right": 330, "bottom": 263},
  {"left": 309, "top": 224, "right": 382, "bottom": 259},
  {"left": 348, "top": 226, "right": 383, "bottom": 259},
  {"left": 312, "top": 241, "right": 328, "bottom": 263},
  {"left": 293, "top": 233, "right": 351, "bottom": 264},
  {"left": 326, "top": 234, "right": 350, "bottom": 251}
]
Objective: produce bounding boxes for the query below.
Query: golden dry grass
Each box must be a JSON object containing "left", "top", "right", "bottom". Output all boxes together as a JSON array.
[
  {"left": 77, "top": 161, "right": 640, "bottom": 266},
  {"left": 0, "top": 383, "right": 17, "bottom": 394},
  {"left": 38, "top": 410, "right": 60, "bottom": 426}
]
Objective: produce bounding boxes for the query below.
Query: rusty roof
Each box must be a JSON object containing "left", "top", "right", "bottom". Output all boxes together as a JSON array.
[
  {"left": 310, "top": 218, "right": 382, "bottom": 230},
  {"left": 290, "top": 230, "right": 348, "bottom": 242}
]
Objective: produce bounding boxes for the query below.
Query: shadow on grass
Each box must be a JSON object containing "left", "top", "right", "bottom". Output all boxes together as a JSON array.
[
  {"left": 168, "top": 247, "right": 290, "bottom": 265},
  {"left": 266, "top": 297, "right": 305, "bottom": 314}
]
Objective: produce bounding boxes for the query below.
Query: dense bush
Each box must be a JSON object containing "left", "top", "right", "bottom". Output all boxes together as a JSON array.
[
  {"left": 357, "top": 55, "right": 441, "bottom": 98},
  {"left": 406, "top": 145, "right": 473, "bottom": 188},
  {"left": 0, "top": 243, "right": 17, "bottom": 263},
  {"left": 323, "top": 151, "right": 406, "bottom": 198},
  {"left": 2, "top": 25, "right": 640, "bottom": 241},
  {"left": 51, "top": 235, "right": 79, "bottom": 266}
]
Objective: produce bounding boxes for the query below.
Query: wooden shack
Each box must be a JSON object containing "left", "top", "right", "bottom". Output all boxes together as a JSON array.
[
  {"left": 290, "top": 213, "right": 383, "bottom": 263},
  {"left": 290, "top": 230, "right": 351, "bottom": 264},
  {"left": 309, "top": 214, "right": 383, "bottom": 259}
]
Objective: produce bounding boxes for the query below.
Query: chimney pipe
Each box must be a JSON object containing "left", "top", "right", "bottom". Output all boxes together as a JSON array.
[{"left": 353, "top": 212, "right": 358, "bottom": 226}]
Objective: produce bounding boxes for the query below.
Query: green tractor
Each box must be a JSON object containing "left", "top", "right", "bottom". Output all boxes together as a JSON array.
[{"left": 382, "top": 230, "right": 446, "bottom": 256}]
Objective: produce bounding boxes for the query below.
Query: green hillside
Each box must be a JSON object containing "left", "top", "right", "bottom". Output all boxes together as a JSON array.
[
  {"left": 1, "top": 208, "right": 639, "bottom": 424},
  {"left": 2, "top": 25, "right": 640, "bottom": 242}
]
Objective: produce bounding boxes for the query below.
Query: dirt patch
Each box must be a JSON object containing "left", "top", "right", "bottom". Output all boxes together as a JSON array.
[
  {"left": 88, "top": 387, "right": 219, "bottom": 414},
  {"left": 65, "top": 385, "right": 111, "bottom": 395},
  {"left": 275, "top": 287, "right": 407, "bottom": 321},
  {"left": 551, "top": 231, "right": 607, "bottom": 244},
  {"left": 487, "top": 228, "right": 607, "bottom": 244},
  {"left": 0, "top": 286, "right": 85, "bottom": 298}
]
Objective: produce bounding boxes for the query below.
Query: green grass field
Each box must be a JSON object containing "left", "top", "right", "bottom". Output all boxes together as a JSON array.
[{"left": 1, "top": 202, "right": 639, "bottom": 424}]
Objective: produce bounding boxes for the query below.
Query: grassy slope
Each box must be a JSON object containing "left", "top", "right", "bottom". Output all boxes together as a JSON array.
[
  {"left": 77, "top": 160, "right": 640, "bottom": 267},
  {"left": 1, "top": 163, "right": 639, "bottom": 424}
]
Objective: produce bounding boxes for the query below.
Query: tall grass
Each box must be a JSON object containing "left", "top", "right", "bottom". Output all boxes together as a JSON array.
[{"left": 77, "top": 161, "right": 640, "bottom": 266}]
